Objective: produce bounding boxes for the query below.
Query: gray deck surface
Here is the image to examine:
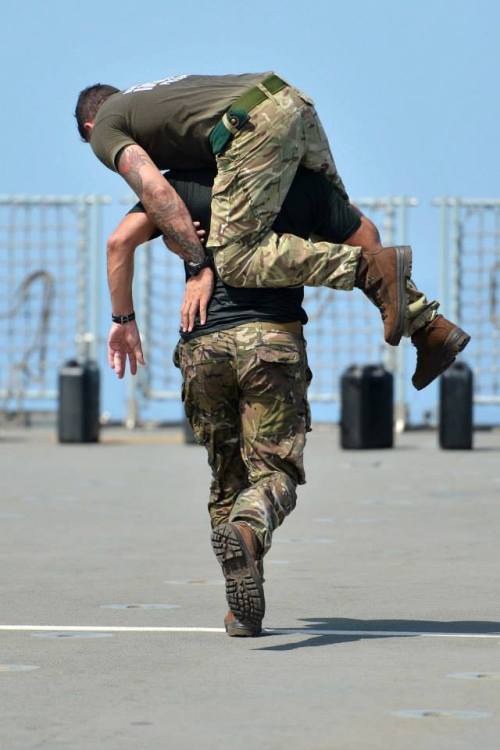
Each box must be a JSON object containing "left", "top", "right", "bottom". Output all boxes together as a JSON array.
[{"left": 1, "top": 425, "right": 499, "bottom": 750}]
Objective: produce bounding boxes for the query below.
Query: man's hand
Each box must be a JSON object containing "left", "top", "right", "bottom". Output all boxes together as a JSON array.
[
  {"left": 193, "top": 221, "right": 206, "bottom": 243},
  {"left": 107, "top": 320, "right": 146, "bottom": 379},
  {"left": 181, "top": 267, "right": 215, "bottom": 333}
]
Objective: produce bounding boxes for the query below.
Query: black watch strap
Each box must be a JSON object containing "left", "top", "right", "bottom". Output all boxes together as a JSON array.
[
  {"left": 112, "top": 311, "right": 136, "bottom": 324},
  {"left": 186, "top": 256, "right": 213, "bottom": 277}
]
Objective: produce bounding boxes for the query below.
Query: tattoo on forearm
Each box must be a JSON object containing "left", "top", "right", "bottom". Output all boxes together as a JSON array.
[
  {"left": 119, "top": 148, "right": 151, "bottom": 197},
  {"left": 149, "top": 197, "right": 205, "bottom": 264},
  {"left": 118, "top": 145, "right": 205, "bottom": 264},
  {"left": 162, "top": 228, "right": 206, "bottom": 264}
]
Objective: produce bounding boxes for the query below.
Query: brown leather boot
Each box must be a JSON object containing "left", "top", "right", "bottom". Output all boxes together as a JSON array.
[
  {"left": 224, "top": 610, "right": 262, "bottom": 637},
  {"left": 355, "top": 245, "right": 412, "bottom": 345},
  {"left": 211, "top": 522, "right": 265, "bottom": 628},
  {"left": 411, "top": 314, "right": 471, "bottom": 390}
]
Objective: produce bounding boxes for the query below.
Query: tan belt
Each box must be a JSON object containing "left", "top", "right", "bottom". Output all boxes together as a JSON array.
[{"left": 258, "top": 321, "right": 302, "bottom": 335}]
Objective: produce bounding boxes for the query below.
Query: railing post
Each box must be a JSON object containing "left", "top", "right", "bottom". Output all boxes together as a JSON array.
[
  {"left": 438, "top": 199, "right": 449, "bottom": 317},
  {"left": 393, "top": 197, "right": 409, "bottom": 433},
  {"left": 87, "top": 196, "right": 103, "bottom": 362},
  {"left": 450, "top": 199, "right": 461, "bottom": 325}
]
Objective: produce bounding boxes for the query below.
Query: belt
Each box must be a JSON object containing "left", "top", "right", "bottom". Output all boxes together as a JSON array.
[
  {"left": 230, "top": 74, "right": 287, "bottom": 118},
  {"left": 210, "top": 74, "right": 288, "bottom": 155},
  {"left": 258, "top": 321, "right": 302, "bottom": 335}
]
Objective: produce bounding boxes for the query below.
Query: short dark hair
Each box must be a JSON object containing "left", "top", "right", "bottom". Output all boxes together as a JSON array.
[{"left": 74, "top": 84, "right": 120, "bottom": 141}]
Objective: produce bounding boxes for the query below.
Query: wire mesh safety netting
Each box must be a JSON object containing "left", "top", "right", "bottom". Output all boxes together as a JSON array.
[
  {"left": 133, "top": 199, "right": 413, "bottom": 409},
  {"left": 2, "top": 193, "right": 416, "bottom": 422},
  {"left": 437, "top": 200, "right": 500, "bottom": 403},
  {"left": 0, "top": 197, "right": 98, "bottom": 415},
  {"left": 133, "top": 239, "right": 186, "bottom": 401}
]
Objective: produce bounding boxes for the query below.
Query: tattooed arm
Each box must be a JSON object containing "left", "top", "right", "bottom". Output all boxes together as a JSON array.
[{"left": 116, "top": 144, "right": 206, "bottom": 265}]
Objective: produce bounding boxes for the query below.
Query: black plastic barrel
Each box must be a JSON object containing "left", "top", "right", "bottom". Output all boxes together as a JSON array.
[
  {"left": 340, "top": 364, "right": 394, "bottom": 449},
  {"left": 439, "top": 361, "right": 473, "bottom": 449},
  {"left": 58, "top": 359, "right": 100, "bottom": 443}
]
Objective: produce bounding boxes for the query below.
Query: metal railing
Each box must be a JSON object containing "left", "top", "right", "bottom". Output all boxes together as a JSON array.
[
  {"left": 0, "top": 195, "right": 108, "bottom": 416},
  {"left": 4, "top": 193, "right": 498, "bottom": 424},
  {"left": 127, "top": 197, "right": 417, "bottom": 429},
  {"left": 435, "top": 198, "right": 500, "bottom": 405}
]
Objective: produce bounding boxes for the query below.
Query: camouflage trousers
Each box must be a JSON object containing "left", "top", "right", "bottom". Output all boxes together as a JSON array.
[
  {"left": 174, "top": 322, "right": 312, "bottom": 554},
  {"left": 207, "top": 84, "right": 361, "bottom": 290},
  {"left": 207, "top": 81, "right": 438, "bottom": 334}
]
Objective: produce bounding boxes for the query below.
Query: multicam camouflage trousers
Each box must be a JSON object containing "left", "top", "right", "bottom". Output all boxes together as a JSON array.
[
  {"left": 174, "top": 322, "right": 311, "bottom": 554},
  {"left": 207, "top": 81, "right": 438, "bottom": 334},
  {"left": 207, "top": 83, "right": 362, "bottom": 290}
]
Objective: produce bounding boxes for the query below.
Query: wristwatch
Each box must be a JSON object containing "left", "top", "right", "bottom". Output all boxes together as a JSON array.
[
  {"left": 186, "top": 256, "right": 213, "bottom": 277},
  {"left": 112, "top": 311, "right": 136, "bottom": 324}
]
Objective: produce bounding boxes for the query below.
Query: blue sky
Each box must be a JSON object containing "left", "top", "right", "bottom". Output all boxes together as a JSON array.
[
  {"left": 3, "top": 0, "right": 497, "bottom": 198},
  {"left": 2, "top": 0, "right": 498, "bottom": 421}
]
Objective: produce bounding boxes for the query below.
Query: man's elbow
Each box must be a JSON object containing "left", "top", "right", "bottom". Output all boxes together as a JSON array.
[{"left": 142, "top": 183, "right": 178, "bottom": 213}]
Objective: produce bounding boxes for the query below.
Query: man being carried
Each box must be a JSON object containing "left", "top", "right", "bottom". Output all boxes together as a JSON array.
[{"left": 74, "top": 72, "right": 470, "bottom": 392}]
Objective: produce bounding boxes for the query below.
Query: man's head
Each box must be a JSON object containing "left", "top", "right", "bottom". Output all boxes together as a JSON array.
[{"left": 74, "top": 84, "right": 120, "bottom": 141}]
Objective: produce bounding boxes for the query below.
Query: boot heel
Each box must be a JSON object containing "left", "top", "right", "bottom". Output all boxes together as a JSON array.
[{"left": 211, "top": 523, "right": 265, "bottom": 626}]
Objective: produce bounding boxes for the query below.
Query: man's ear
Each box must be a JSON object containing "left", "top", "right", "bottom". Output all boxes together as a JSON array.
[{"left": 83, "top": 121, "right": 94, "bottom": 140}]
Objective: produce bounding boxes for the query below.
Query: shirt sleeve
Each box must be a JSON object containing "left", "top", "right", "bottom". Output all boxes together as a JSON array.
[{"left": 90, "top": 113, "right": 136, "bottom": 172}]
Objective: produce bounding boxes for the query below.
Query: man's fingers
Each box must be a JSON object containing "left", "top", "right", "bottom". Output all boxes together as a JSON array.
[
  {"left": 108, "top": 347, "right": 115, "bottom": 369},
  {"left": 181, "top": 269, "right": 214, "bottom": 331},
  {"left": 181, "top": 300, "right": 190, "bottom": 332},
  {"left": 113, "top": 350, "right": 125, "bottom": 379},
  {"left": 128, "top": 352, "right": 137, "bottom": 376},
  {"left": 199, "top": 295, "right": 208, "bottom": 325},
  {"left": 192, "top": 221, "right": 206, "bottom": 241},
  {"left": 188, "top": 298, "right": 198, "bottom": 332},
  {"left": 134, "top": 346, "right": 146, "bottom": 366},
  {"left": 115, "top": 353, "right": 124, "bottom": 380}
]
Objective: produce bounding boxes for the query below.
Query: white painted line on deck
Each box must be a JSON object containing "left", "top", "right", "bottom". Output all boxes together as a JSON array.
[
  {"left": 0, "top": 625, "right": 499, "bottom": 639},
  {"left": 0, "top": 626, "right": 224, "bottom": 633}
]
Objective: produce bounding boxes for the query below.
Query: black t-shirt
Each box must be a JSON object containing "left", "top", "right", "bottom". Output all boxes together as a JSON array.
[{"left": 128, "top": 167, "right": 361, "bottom": 339}]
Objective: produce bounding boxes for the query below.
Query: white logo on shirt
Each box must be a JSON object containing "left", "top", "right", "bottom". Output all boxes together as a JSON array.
[{"left": 122, "top": 75, "right": 188, "bottom": 95}]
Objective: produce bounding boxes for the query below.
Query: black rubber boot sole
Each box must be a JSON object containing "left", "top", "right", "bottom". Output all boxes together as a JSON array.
[
  {"left": 386, "top": 245, "right": 412, "bottom": 346},
  {"left": 211, "top": 523, "right": 265, "bottom": 628},
  {"left": 412, "top": 327, "right": 471, "bottom": 390}
]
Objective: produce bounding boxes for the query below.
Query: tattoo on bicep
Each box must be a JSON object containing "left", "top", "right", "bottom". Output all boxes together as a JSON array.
[{"left": 118, "top": 147, "right": 151, "bottom": 197}]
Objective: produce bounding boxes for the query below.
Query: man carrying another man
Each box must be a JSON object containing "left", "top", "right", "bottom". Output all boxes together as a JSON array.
[{"left": 75, "top": 71, "right": 470, "bottom": 634}]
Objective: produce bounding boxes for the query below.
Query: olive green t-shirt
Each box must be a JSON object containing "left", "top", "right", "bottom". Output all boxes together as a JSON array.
[{"left": 90, "top": 72, "right": 271, "bottom": 172}]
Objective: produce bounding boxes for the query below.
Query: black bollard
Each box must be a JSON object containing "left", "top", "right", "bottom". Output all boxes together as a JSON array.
[
  {"left": 340, "top": 364, "right": 394, "bottom": 449},
  {"left": 439, "top": 362, "right": 473, "bottom": 449},
  {"left": 58, "top": 359, "right": 100, "bottom": 443}
]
